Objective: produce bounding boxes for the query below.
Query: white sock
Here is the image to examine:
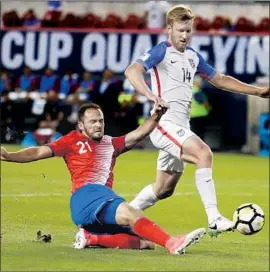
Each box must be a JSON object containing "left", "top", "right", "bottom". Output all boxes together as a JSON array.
[
  {"left": 195, "top": 168, "right": 221, "bottom": 224},
  {"left": 129, "top": 184, "right": 158, "bottom": 210}
]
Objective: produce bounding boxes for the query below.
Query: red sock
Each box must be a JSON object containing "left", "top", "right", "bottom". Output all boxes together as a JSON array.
[
  {"left": 133, "top": 217, "right": 171, "bottom": 247},
  {"left": 87, "top": 233, "right": 140, "bottom": 249}
]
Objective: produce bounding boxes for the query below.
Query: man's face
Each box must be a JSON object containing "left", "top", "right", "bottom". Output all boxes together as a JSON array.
[
  {"left": 103, "top": 69, "right": 113, "bottom": 81},
  {"left": 1, "top": 72, "right": 8, "bottom": 80},
  {"left": 47, "top": 90, "right": 58, "bottom": 101},
  {"left": 45, "top": 68, "right": 52, "bottom": 76},
  {"left": 24, "top": 67, "right": 31, "bottom": 75},
  {"left": 83, "top": 72, "right": 90, "bottom": 81},
  {"left": 167, "top": 20, "right": 193, "bottom": 52},
  {"left": 79, "top": 109, "right": 105, "bottom": 141}
]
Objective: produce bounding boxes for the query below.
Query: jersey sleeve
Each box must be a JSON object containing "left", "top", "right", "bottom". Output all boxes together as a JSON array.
[
  {"left": 196, "top": 52, "right": 216, "bottom": 79},
  {"left": 136, "top": 42, "right": 168, "bottom": 71},
  {"left": 47, "top": 134, "right": 71, "bottom": 157},
  {"left": 112, "top": 135, "right": 127, "bottom": 156}
]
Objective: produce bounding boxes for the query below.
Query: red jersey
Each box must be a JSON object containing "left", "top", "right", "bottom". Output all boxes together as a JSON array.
[{"left": 48, "top": 130, "right": 126, "bottom": 193}]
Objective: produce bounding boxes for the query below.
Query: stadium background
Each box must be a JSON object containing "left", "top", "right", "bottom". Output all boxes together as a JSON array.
[
  {"left": 1, "top": 0, "right": 269, "bottom": 153},
  {"left": 1, "top": 1, "right": 269, "bottom": 271}
]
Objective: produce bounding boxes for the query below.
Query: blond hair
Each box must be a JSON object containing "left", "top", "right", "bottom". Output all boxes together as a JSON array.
[{"left": 166, "top": 5, "right": 195, "bottom": 26}]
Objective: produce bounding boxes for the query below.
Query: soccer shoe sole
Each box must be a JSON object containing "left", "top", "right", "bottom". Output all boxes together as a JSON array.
[{"left": 173, "top": 228, "right": 206, "bottom": 255}]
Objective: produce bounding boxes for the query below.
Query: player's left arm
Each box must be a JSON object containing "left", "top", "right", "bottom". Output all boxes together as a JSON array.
[
  {"left": 196, "top": 51, "right": 269, "bottom": 98},
  {"left": 0, "top": 146, "right": 53, "bottom": 163},
  {"left": 124, "top": 102, "right": 167, "bottom": 150},
  {"left": 209, "top": 72, "right": 270, "bottom": 98}
]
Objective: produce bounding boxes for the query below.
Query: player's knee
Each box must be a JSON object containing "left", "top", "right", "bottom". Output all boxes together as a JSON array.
[
  {"left": 140, "top": 239, "right": 155, "bottom": 250},
  {"left": 156, "top": 186, "right": 175, "bottom": 200},
  {"left": 197, "top": 144, "right": 213, "bottom": 163},
  {"left": 116, "top": 202, "right": 144, "bottom": 226},
  {"left": 124, "top": 204, "right": 144, "bottom": 226}
]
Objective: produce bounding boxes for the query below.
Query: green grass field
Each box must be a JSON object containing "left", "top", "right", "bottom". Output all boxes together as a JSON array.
[{"left": 1, "top": 145, "right": 269, "bottom": 271}]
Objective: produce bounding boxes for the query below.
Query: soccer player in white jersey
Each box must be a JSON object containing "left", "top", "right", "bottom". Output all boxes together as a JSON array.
[{"left": 125, "top": 5, "right": 270, "bottom": 236}]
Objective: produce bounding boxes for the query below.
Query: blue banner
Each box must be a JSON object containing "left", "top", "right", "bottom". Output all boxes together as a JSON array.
[{"left": 0, "top": 30, "right": 269, "bottom": 82}]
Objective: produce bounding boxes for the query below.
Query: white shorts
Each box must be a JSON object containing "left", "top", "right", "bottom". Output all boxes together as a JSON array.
[{"left": 150, "top": 121, "right": 195, "bottom": 172}]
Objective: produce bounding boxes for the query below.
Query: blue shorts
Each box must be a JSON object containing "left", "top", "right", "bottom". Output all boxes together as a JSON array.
[{"left": 70, "top": 184, "right": 126, "bottom": 227}]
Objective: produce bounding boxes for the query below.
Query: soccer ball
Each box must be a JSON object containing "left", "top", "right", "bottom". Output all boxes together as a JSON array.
[{"left": 233, "top": 203, "right": 265, "bottom": 235}]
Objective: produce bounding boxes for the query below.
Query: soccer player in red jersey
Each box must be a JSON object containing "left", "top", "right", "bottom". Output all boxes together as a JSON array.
[{"left": 1, "top": 102, "right": 206, "bottom": 255}]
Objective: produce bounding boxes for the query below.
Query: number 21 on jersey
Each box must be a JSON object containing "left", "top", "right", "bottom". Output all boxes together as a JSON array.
[{"left": 76, "top": 141, "right": 92, "bottom": 154}]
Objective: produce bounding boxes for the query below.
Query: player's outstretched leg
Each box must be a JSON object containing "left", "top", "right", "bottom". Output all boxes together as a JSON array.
[
  {"left": 116, "top": 202, "right": 206, "bottom": 255},
  {"left": 70, "top": 184, "right": 205, "bottom": 254},
  {"left": 181, "top": 135, "right": 235, "bottom": 237},
  {"left": 73, "top": 228, "right": 155, "bottom": 250}
]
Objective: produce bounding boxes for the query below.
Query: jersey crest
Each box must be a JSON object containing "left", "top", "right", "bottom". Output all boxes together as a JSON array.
[{"left": 188, "top": 58, "right": 196, "bottom": 69}]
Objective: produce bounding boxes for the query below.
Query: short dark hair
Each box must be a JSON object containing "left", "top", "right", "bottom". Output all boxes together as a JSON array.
[{"left": 78, "top": 103, "right": 102, "bottom": 121}]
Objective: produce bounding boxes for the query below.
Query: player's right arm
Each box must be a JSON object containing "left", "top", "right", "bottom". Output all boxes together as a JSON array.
[
  {"left": 125, "top": 42, "right": 168, "bottom": 105},
  {"left": 0, "top": 146, "right": 53, "bottom": 163},
  {"left": 124, "top": 62, "right": 155, "bottom": 101}
]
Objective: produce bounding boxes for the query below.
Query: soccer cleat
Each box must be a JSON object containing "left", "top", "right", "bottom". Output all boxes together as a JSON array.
[
  {"left": 165, "top": 228, "right": 206, "bottom": 255},
  {"left": 73, "top": 228, "right": 88, "bottom": 249},
  {"left": 73, "top": 228, "right": 98, "bottom": 249},
  {"left": 73, "top": 228, "right": 99, "bottom": 249},
  {"left": 208, "top": 216, "right": 235, "bottom": 237}
]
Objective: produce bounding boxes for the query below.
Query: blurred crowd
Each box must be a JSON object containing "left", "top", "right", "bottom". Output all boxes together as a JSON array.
[
  {"left": 1, "top": 1, "right": 269, "bottom": 148},
  {"left": 0, "top": 68, "right": 151, "bottom": 145},
  {"left": 2, "top": 0, "right": 269, "bottom": 32}
]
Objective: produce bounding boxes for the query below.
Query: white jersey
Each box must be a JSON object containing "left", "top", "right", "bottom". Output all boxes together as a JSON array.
[{"left": 136, "top": 41, "right": 216, "bottom": 128}]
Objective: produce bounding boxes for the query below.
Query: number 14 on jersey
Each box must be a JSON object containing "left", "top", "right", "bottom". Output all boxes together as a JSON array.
[{"left": 182, "top": 68, "right": 191, "bottom": 83}]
